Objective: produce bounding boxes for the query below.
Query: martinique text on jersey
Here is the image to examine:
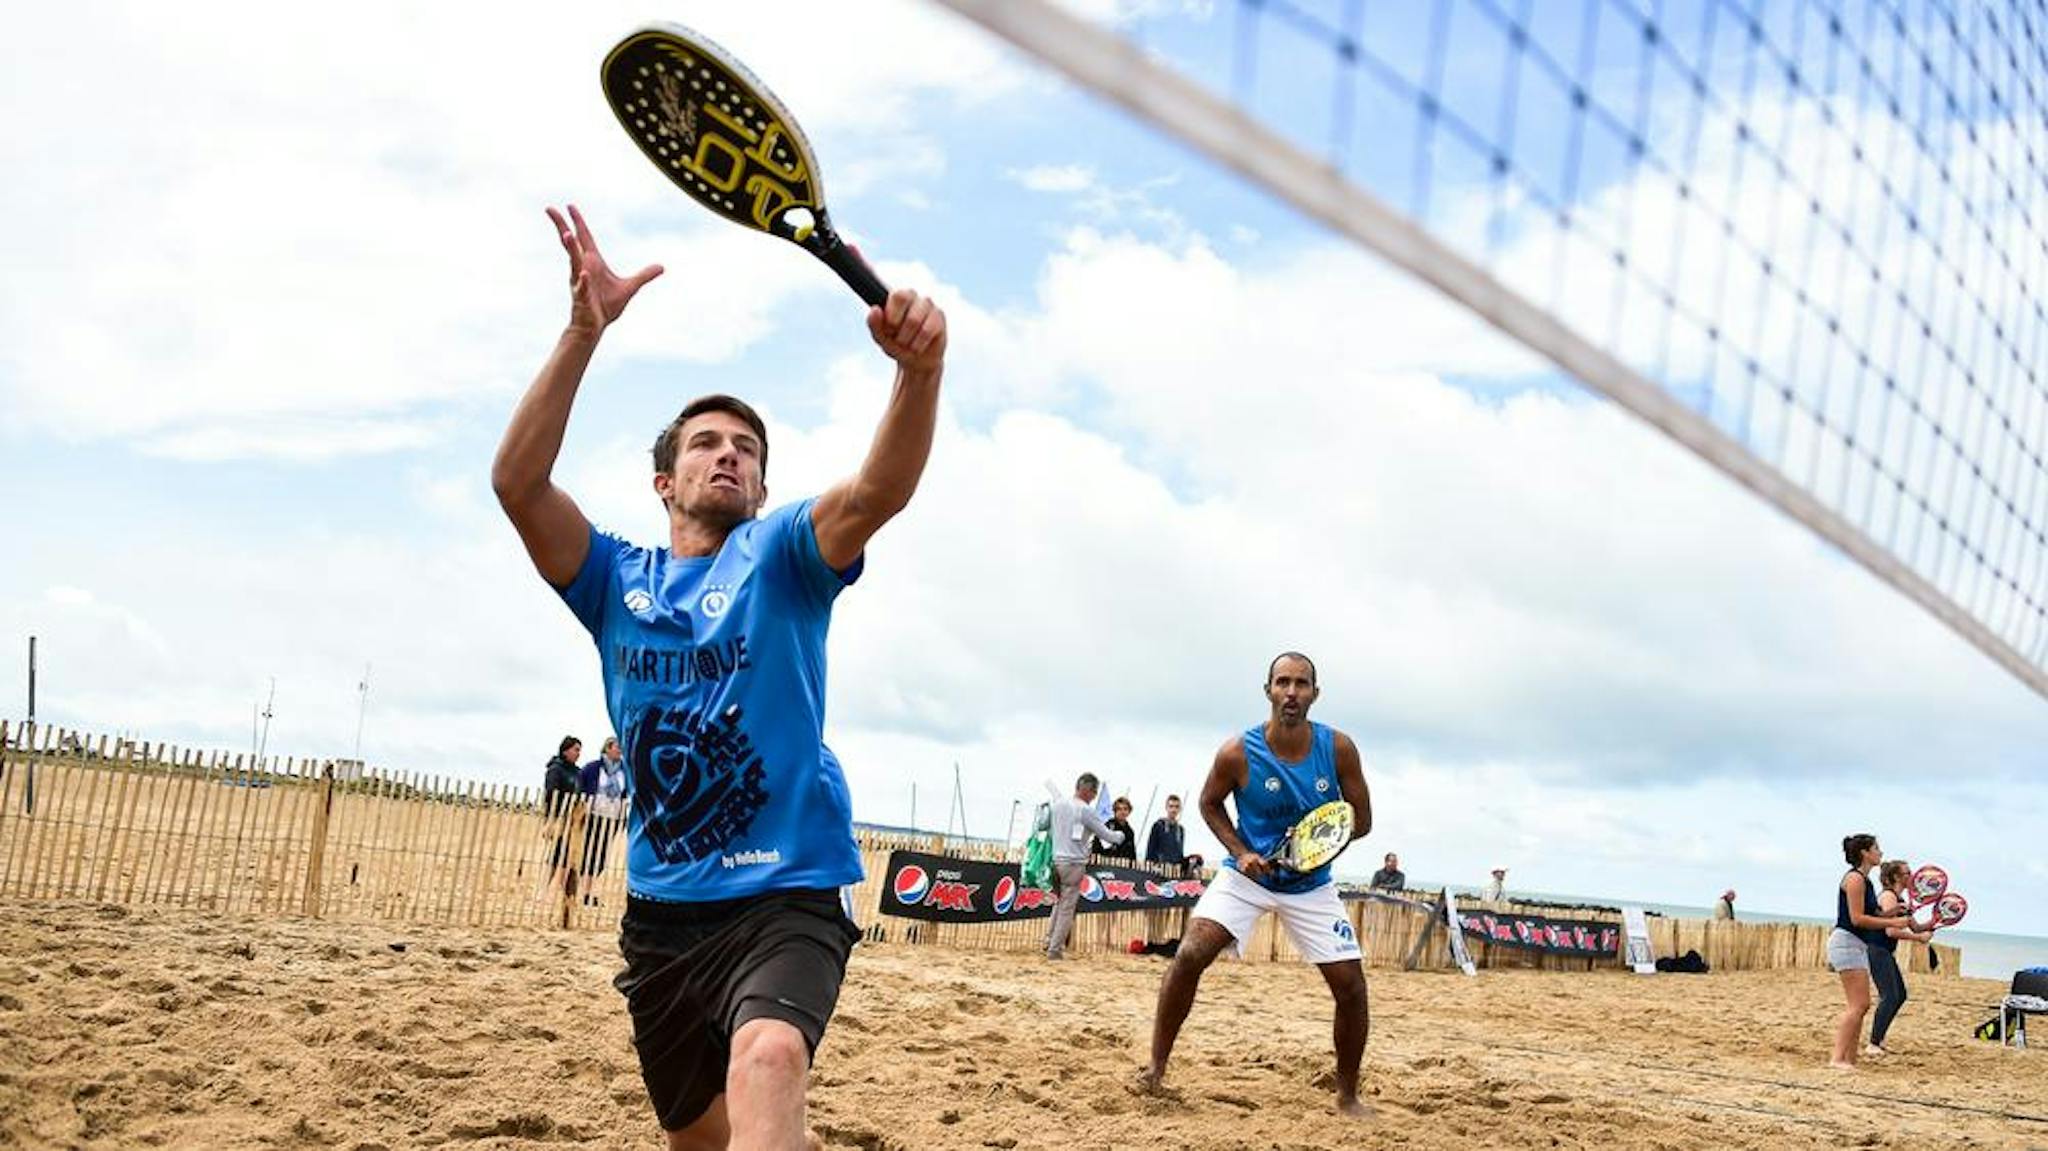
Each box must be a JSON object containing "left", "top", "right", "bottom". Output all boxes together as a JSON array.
[{"left": 615, "top": 637, "right": 753, "bottom": 686}]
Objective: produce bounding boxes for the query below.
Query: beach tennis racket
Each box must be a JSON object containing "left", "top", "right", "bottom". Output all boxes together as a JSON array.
[
  {"left": 1270, "top": 800, "right": 1354, "bottom": 873},
  {"left": 1905, "top": 864, "right": 1969, "bottom": 928},
  {"left": 601, "top": 24, "right": 888, "bottom": 307}
]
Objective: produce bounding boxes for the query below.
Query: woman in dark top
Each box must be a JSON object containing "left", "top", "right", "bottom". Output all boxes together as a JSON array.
[
  {"left": 1097, "top": 795, "right": 1137, "bottom": 862},
  {"left": 1866, "top": 859, "right": 1940, "bottom": 1056},
  {"left": 543, "top": 735, "right": 583, "bottom": 891},
  {"left": 1828, "top": 833, "right": 1908, "bottom": 1070}
]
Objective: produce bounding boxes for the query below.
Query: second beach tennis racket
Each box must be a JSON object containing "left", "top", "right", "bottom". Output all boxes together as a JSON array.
[
  {"left": 601, "top": 24, "right": 888, "bottom": 307},
  {"left": 1906, "top": 864, "right": 1969, "bottom": 928}
]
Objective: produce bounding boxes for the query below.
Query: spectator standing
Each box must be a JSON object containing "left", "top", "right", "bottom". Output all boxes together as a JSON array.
[
  {"left": 1046, "top": 773, "right": 1124, "bottom": 959},
  {"left": 1144, "top": 795, "right": 1188, "bottom": 874},
  {"left": 1714, "top": 889, "right": 1737, "bottom": 921},
  {"left": 1369, "top": 853, "right": 1405, "bottom": 891},
  {"left": 578, "top": 736, "right": 629, "bottom": 898},
  {"left": 543, "top": 736, "right": 583, "bottom": 893},
  {"left": 1099, "top": 796, "right": 1137, "bottom": 862}
]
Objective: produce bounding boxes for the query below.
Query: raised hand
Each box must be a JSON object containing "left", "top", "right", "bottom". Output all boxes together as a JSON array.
[
  {"left": 547, "top": 204, "right": 663, "bottom": 337},
  {"left": 866, "top": 288, "right": 947, "bottom": 376}
]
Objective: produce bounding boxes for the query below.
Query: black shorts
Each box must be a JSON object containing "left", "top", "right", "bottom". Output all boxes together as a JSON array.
[{"left": 614, "top": 889, "right": 859, "bottom": 1131}]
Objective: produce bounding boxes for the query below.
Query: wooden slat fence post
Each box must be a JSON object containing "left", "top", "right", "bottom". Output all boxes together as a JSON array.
[{"left": 301, "top": 763, "right": 337, "bottom": 917}]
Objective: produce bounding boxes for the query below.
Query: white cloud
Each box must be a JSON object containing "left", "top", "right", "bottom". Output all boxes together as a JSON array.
[
  {"left": 0, "top": 0, "right": 1013, "bottom": 462},
  {"left": 1010, "top": 164, "right": 1097, "bottom": 193}
]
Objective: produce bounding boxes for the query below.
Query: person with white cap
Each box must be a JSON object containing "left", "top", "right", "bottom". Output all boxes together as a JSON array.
[{"left": 1482, "top": 867, "right": 1507, "bottom": 903}]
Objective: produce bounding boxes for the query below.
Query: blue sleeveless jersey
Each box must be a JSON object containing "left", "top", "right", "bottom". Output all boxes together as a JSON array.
[
  {"left": 1223, "top": 721, "right": 1339, "bottom": 894},
  {"left": 557, "top": 498, "right": 863, "bottom": 902}
]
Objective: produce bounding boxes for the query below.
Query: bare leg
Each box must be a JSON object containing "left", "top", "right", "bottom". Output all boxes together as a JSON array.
[
  {"left": 1316, "top": 959, "right": 1372, "bottom": 1117},
  {"left": 725, "top": 1018, "right": 811, "bottom": 1150},
  {"left": 1830, "top": 969, "right": 1870, "bottom": 1069},
  {"left": 1138, "top": 917, "right": 1234, "bottom": 1091}
]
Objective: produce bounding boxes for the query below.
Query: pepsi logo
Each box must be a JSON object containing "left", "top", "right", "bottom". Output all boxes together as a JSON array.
[
  {"left": 893, "top": 866, "right": 931, "bottom": 905},
  {"left": 1079, "top": 874, "right": 1103, "bottom": 903},
  {"left": 992, "top": 875, "right": 1017, "bottom": 915}
]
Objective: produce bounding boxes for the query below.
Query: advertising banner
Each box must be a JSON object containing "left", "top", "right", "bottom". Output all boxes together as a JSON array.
[
  {"left": 880, "top": 850, "right": 1205, "bottom": 923},
  {"left": 1455, "top": 907, "right": 1622, "bottom": 959}
]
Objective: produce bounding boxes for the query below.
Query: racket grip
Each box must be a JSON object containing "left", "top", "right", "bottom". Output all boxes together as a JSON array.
[{"left": 819, "top": 238, "right": 889, "bottom": 308}]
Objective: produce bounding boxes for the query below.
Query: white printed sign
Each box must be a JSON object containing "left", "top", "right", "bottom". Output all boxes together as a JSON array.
[
  {"left": 1622, "top": 905, "right": 1656, "bottom": 974},
  {"left": 1444, "top": 891, "right": 1477, "bottom": 976}
]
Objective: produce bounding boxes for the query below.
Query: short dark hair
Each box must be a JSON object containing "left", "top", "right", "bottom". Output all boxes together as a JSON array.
[
  {"left": 1075, "top": 772, "right": 1100, "bottom": 792},
  {"left": 1842, "top": 833, "right": 1877, "bottom": 866},
  {"left": 1267, "top": 651, "right": 1317, "bottom": 686},
  {"left": 653, "top": 394, "right": 769, "bottom": 479},
  {"left": 558, "top": 735, "right": 581, "bottom": 757},
  {"left": 1165, "top": 794, "right": 1181, "bottom": 804}
]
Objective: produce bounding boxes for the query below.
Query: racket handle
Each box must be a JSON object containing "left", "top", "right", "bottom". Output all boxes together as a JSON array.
[{"left": 819, "top": 238, "right": 889, "bottom": 308}]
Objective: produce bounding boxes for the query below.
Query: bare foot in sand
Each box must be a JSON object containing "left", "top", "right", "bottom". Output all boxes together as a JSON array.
[
  {"left": 1827, "top": 1060, "right": 1857, "bottom": 1072},
  {"left": 1130, "top": 1067, "right": 1177, "bottom": 1098},
  {"left": 1337, "top": 1096, "right": 1375, "bottom": 1119}
]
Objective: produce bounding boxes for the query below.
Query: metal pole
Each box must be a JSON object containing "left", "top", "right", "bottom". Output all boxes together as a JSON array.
[
  {"left": 21, "top": 636, "right": 34, "bottom": 814},
  {"left": 255, "top": 678, "right": 276, "bottom": 773},
  {"left": 352, "top": 664, "right": 370, "bottom": 761}
]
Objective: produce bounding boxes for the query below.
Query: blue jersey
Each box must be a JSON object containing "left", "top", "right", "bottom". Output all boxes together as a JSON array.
[
  {"left": 557, "top": 498, "right": 863, "bottom": 902},
  {"left": 1223, "top": 721, "right": 1339, "bottom": 894}
]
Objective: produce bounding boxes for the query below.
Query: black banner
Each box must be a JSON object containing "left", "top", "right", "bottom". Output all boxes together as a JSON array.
[
  {"left": 879, "top": 850, "right": 1206, "bottom": 923},
  {"left": 1455, "top": 908, "right": 1619, "bottom": 958}
]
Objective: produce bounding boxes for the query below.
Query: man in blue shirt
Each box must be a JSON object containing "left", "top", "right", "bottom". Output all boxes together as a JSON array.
[
  {"left": 1136, "top": 652, "right": 1375, "bottom": 1119},
  {"left": 494, "top": 204, "right": 946, "bottom": 1151}
]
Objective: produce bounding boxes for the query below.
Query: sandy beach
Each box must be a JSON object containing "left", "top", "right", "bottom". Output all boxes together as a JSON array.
[{"left": 0, "top": 899, "right": 2040, "bottom": 1150}]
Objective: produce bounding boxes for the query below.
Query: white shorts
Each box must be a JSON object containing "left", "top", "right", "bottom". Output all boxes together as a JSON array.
[
  {"left": 1826, "top": 928, "right": 1871, "bottom": 972},
  {"left": 1190, "top": 867, "right": 1362, "bottom": 965}
]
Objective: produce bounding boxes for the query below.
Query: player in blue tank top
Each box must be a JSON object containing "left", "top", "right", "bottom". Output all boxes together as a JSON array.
[
  {"left": 493, "top": 204, "right": 947, "bottom": 1151},
  {"left": 1138, "top": 652, "right": 1377, "bottom": 1120}
]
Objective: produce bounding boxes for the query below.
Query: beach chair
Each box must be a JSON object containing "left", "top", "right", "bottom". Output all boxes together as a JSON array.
[{"left": 1992, "top": 969, "right": 2048, "bottom": 1047}]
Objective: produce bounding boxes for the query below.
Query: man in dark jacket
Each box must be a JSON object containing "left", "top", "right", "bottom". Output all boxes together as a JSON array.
[{"left": 1144, "top": 795, "right": 1188, "bottom": 875}]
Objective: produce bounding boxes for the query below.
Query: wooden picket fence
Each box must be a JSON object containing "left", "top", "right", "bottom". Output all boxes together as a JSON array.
[{"left": 0, "top": 720, "right": 1961, "bottom": 976}]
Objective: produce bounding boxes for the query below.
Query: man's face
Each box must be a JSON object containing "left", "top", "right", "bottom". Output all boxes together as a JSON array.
[
  {"left": 1165, "top": 797, "right": 1182, "bottom": 822},
  {"left": 1385, "top": 853, "right": 1399, "bottom": 869},
  {"left": 655, "top": 410, "right": 766, "bottom": 527},
  {"left": 1265, "top": 656, "right": 1319, "bottom": 724},
  {"left": 564, "top": 742, "right": 582, "bottom": 762},
  {"left": 1113, "top": 800, "right": 1131, "bottom": 821}
]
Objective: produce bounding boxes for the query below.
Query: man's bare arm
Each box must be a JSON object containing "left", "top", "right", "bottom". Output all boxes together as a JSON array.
[
  {"left": 1334, "top": 732, "right": 1372, "bottom": 841},
  {"left": 1200, "top": 738, "right": 1264, "bottom": 877},
  {"left": 493, "top": 205, "right": 661, "bottom": 587}
]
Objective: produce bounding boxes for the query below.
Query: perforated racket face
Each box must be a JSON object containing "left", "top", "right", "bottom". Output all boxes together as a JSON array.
[
  {"left": 1910, "top": 864, "right": 1949, "bottom": 904},
  {"left": 1932, "top": 892, "right": 1968, "bottom": 926},
  {"left": 602, "top": 25, "right": 827, "bottom": 247},
  {"left": 1277, "top": 800, "right": 1352, "bottom": 872}
]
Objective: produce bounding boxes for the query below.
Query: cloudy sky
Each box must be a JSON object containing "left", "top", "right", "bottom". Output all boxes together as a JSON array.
[{"left": 3, "top": 1, "right": 2042, "bottom": 937}]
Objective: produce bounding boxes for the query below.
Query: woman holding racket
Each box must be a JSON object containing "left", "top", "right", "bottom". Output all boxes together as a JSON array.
[
  {"left": 1828, "top": 834, "right": 1910, "bottom": 1070},
  {"left": 1866, "top": 859, "right": 1940, "bottom": 1056}
]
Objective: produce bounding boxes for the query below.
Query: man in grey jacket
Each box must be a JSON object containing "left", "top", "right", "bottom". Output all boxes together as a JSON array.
[{"left": 1045, "top": 773, "right": 1124, "bottom": 959}]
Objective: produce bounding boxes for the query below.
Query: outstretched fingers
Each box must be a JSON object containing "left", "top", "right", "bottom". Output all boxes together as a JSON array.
[{"left": 545, "top": 207, "right": 584, "bottom": 274}]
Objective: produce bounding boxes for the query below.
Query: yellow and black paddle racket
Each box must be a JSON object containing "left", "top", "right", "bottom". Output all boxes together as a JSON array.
[
  {"left": 601, "top": 24, "right": 888, "bottom": 307},
  {"left": 1271, "top": 800, "right": 1355, "bottom": 874}
]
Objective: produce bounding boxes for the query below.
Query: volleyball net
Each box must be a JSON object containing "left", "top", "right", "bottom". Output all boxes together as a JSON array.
[{"left": 931, "top": 0, "right": 2048, "bottom": 698}]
